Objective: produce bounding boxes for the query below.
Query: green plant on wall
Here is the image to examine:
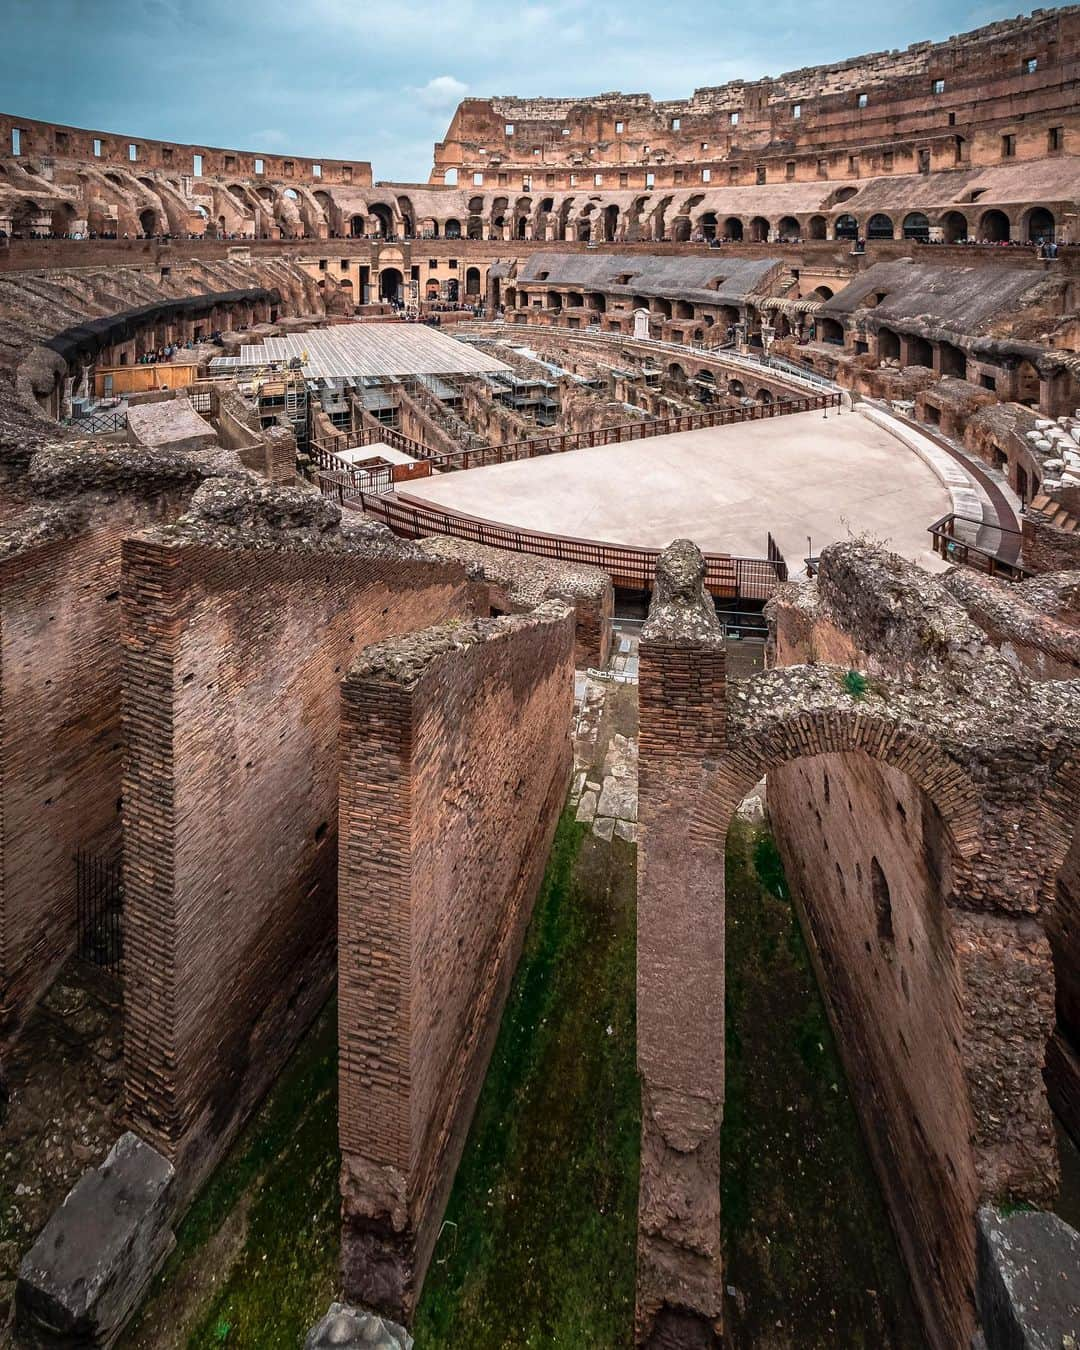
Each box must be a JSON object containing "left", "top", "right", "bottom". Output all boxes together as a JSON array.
[{"left": 843, "top": 669, "right": 868, "bottom": 700}]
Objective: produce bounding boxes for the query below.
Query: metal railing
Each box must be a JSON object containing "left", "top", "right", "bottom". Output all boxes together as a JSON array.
[
  {"left": 928, "top": 513, "right": 1029, "bottom": 580},
  {"left": 322, "top": 483, "right": 787, "bottom": 600},
  {"left": 67, "top": 407, "right": 127, "bottom": 435},
  {"left": 75, "top": 848, "right": 123, "bottom": 977}
]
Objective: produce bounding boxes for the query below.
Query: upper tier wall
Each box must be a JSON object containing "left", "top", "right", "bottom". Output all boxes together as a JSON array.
[{"left": 431, "top": 5, "right": 1080, "bottom": 182}]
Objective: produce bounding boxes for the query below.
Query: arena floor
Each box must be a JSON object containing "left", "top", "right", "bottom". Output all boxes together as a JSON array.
[{"left": 399, "top": 407, "right": 952, "bottom": 571}]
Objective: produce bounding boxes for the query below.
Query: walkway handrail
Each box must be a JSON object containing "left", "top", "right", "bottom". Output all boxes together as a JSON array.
[
  {"left": 318, "top": 479, "right": 787, "bottom": 600},
  {"left": 928, "top": 512, "right": 1029, "bottom": 580}
]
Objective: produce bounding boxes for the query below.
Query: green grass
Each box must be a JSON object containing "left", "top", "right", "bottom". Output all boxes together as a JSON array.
[
  {"left": 121, "top": 1002, "right": 340, "bottom": 1349},
  {"left": 721, "top": 819, "right": 924, "bottom": 1348},
  {"left": 413, "top": 807, "right": 640, "bottom": 1348}
]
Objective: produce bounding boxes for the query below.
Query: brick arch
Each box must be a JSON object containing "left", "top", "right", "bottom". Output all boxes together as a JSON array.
[{"left": 694, "top": 706, "right": 983, "bottom": 861}]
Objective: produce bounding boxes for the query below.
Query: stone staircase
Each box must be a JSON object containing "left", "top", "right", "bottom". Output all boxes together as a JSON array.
[{"left": 1031, "top": 492, "right": 1080, "bottom": 534}]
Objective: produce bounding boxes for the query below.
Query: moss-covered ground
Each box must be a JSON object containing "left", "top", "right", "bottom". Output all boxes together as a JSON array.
[{"left": 721, "top": 818, "right": 925, "bottom": 1348}]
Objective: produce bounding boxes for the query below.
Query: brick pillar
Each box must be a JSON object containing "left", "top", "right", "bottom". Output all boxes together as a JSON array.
[{"left": 636, "top": 541, "right": 727, "bottom": 1348}]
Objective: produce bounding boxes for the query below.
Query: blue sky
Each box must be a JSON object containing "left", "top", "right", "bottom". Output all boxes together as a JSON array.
[{"left": 1, "top": 0, "right": 1057, "bottom": 182}]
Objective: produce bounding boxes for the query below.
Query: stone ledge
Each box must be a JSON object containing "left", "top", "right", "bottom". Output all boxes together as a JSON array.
[
  {"left": 976, "top": 1205, "right": 1080, "bottom": 1350},
  {"left": 15, "top": 1132, "right": 175, "bottom": 1348}
]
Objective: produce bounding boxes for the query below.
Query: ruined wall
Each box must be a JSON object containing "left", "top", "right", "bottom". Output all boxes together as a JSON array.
[
  {"left": 768, "top": 750, "right": 980, "bottom": 1344},
  {"left": 1046, "top": 830, "right": 1080, "bottom": 1144},
  {"left": 338, "top": 604, "right": 575, "bottom": 1320},
  {"left": 0, "top": 444, "right": 215, "bottom": 1051},
  {"left": 121, "top": 483, "right": 471, "bottom": 1193}
]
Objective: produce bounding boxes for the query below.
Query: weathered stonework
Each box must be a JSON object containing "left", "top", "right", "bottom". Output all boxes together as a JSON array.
[
  {"left": 636, "top": 537, "right": 1080, "bottom": 1349},
  {"left": 338, "top": 603, "right": 575, "bottom": 1321},
  {"left": 121, "top": 479, "right": 472, "bottom": 1196}
]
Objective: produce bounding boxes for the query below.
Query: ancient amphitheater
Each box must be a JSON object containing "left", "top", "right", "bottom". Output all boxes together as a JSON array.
[{"left": 1, "top": 7, "right": 1079, "bottom": 1350}]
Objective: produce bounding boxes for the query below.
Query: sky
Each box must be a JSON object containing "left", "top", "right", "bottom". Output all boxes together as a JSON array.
[{"left": 1, "top": 0, "right": 1060, "bottom": 182}]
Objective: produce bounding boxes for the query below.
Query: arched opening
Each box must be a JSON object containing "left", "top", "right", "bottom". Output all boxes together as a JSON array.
[
  {"left": 467, "top": 215, "right": 484, "bottom": 240},
  {"left": 811, "top": 286, "right": 834, "bottom": 302},
  {"left": 1015, "top": 358, "right": 1040, "bottom": 406},
  {"left": 516, "top": 216, "right": 528, "bottom": 240},
  {"left": 866, "top": 213, "right": 894, "bottom": 240},
  {"left": 370, "top": 203, "right": 394, "bottom": 238},
  {"left": 808, "top": 215, "right": 827, "bottom": 240},
  {"left": 283, "top": 188, "right": 299, "bottom": 201},
  {"left": 586, "top": 291, "right": 607, "bottom": 314},
  {"left": 902, "top": 212, "right": 930, "bottom": 242},
  {"left": 379, "top": 267, "right": 403, "bottom": 303},
  {"left": 728, "top": 378, "right": 745, "bottom": 397},
  {"left": 672, "top": 217, "right": 692, "bottom": 243},
  {"left": 465, "top": 266, "right": 481, "bottom": 297},
  {"left": 1026, "top": 207, "right": 1055, "bottom": 244},
  {"left": 603, "top": 204, "right": 619, "bottom": 242},
  {"left": 50, "top": 201, "right": 76, "bottom": 235},
  {"left": 749, "top": 216, "right": 770, "bottom": 243},
  {"left": 757, "top": 387, "right": 774, "bottom": 405},
  {"left": 701, "top": 211, "right": 718, "bottom": 241},
  {"left": 941, "top": 211, "right": 968, "bottom": 244},
  {"left": 674, "top": 299, "right": 694, "bottom": 320},
  {"left": 939, "top": 341, "right": 967, "bottom": 380},
  {"left": 444, "top": 218, "right": 462, "bottom": 239},
  {"left": 878, "top": 328, "right": 901, "bottom": 362},
  {"left": 907, "top": 334, "right": 933, "bottom": 368},
  {"left": 834, "top": 214, "right": 858, "bottom": 240},
  {"left": 777, "top": 216, "right": 800, "bottom": 242},
  {"left": 349, "top": 214, "right": 366, "bottom": 237},
  {"left": 723, "top": 217, "right": 743, "bottom": 242},
  {"left": 446, "top": 279, "right": 459, "bottom": 302},
  {"left": 818, "top": 316, "right": 845, "bottom": 345},
  {"left": 426, "top": 280, "right": 440, "bottom": 300},
  {"left": 666, "top": 362, "right": 687, "bottom": 386},
  {"left": 139, "top": 207, "right": 156, "bottom": 236},
  {"left": 979, "top": 209, "right": 1010, "bottom": 243}
]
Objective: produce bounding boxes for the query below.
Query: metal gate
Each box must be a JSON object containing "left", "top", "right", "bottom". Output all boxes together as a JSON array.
[{"left": 75, "top": 849, "right": 123, "bottom": 976}]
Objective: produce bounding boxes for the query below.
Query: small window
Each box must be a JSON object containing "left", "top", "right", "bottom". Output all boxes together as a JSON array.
[
  {"left": 785, "top": 160, "right": 795, "bottom": 180},
  {"left": 313, "top": 163, "right": 322, "bottom": 178},
  {"left": 254, "top": 157, "right": 265, "bottom": 174},
  {"left": 848, "top": 154, "right": 859, "bottom": 174},
  {"left": 948, "top": 112, "right": 956, "bottom": 126},
  {"left": 700, "top": 141, "right": 708, "bottom": 151},
  {"left": 645, "top": 171, "right": 655, "bottom": 187},
  {"left": 671, "top": 117, "right": 681, "bottom": 130},
  {"left": 730, "top": 112, "right": 739, "bottom": 126},
  {"left": 161, "top": 146, "right": 173, "bottom": 163},
  {"left": 318, "top": 259, "right": 328, "bottom": 271},
  {"left": 569, "top": 173, "right": 577, "bottom": 185},
  {"left": 444, "top": 168, "right": 457, "bottom": 185},
  {"left": 522, "top": 175, "right": 531, "bottom": 190},
  {"left": 1024, "top": 56, "right": 1037, "bottom": 74},
  {"left": 224, "top": 154, "right": 236, "bottom": 170},
  {"left": 933, "top": 79, "right": 945, "bottom": 94},
  {"left": 702, "top": 168, "right": 711, "bottom": 182},
  {"left": 128, "top": 143, "right": 138, "bottom": 161},
  {"left": 448, "top": 258, "right": 457, "bottom": 269},
  {"left": 1049, "top": 126, "right": 1064, "bottom": 152},
  {"left": 756, "top": 165, "right": 766, "bottom": 184},
  {"left": 340, "top": 259, "right": 350, "bottom": 269},
  {"left": 728, "top": 164, "right": 739, "bottom": 183},
  {"left": 505, "top": 123, "right": 514, "bottom": 136},
  {"left": 429, "top": 259, "right": 437, "bottom": 268},
  {"left": 193, "top": 153, "right": 203, "bottom": 176},
  {"left": 533, "top": 147, "right": 540, "bottom": 156},
  {"left": 792, "top": 103, "right": 801, "bottom": 119},
  {"left": 562, "top": 127, "right": 571, "bottom": 136},
  {"left": 546, "top": 172, "right": 555, "bottom": 186},
  {"left": 857, "top": 93, "right": 868, "bottom": 109},
  {"left": 1001, "top": 134, "right": 1015, "bottom": 158},
  {"left": 615, "top": 120, "right": 624, "bottom": 134},
  {"left": 93, "top": 138, "right": 102, "bottom": 157},
  {"left": 882, "top": 151, "right": 894, "bottom": 171},
  {"left": 55, "top": 131, "right": 68, "bottom": 152},
  {"left": 11, "top": 128, "right": 21, "bottom": 155},
  {"left": 594, "top": 172, "right": 603, "bottom": 186},
  {"left": 619, "top": 171, "right": 628, "bottom": 187},
  {"left": 473, "top": 171, "right": 484, "bottom": 185},
  {"left": 817, "top": 158, "right": 828, "bottom": 178}
]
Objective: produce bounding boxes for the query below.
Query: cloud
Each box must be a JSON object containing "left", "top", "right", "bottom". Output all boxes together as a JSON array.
[{"left": 410, "top": 75, "right": 468, "bottom": 111}]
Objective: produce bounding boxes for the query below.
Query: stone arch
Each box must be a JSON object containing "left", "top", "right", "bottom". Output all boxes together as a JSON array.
[
  {"left": 138, "top": 207, "right": 157, "bottom": 235},
  {"left": 835, "top": 213, "right": 859, "bottom": 240},
  {"left": 349, "top": 214, "right": 366, "bottom": 237},
  {"left": 1024, "top": 206, "right": 1055, "bottom": 243},
  {"left": 748, "top": 216, "right": 769, "bottom": 242},
  {"left": 866, "top": 213, "right": 894, "bottom": 240},
  {"left": 671, "top": 216, "right": 691, "bottom": 242},
  {"left": 878, "top": 326, "right": 901, "bottom": 361},
  {"left": 776, "top": 215, "right": 799, "bottom": 241},
  {"left": 603, "top": 203, "right": 619, "bottom": 242},
  {"left": 811, "top": 285, "right": 834, "bottom": 301},
  {"left": 941, "top": 211, "right": 968, "bottom": 244},
  {"left": 723, "top": 216, "right": 743, "bottom": 241},
  {"left": 465, "top": 266, "right": 481, "bottom": 297},
  {"left": 808, "top": 215, "right": 827, "bottom": 240},
  {"left": 444, "top": 217, "right": 462, "bottom": 239},
  {"left": 979, "top": 209, "right": 1010, "bottom": 243},
  {"left": 369, "top": 202, "right": 394, "bottom": 238},
  {"left": 902, "top": 211, "right": 930, "bottom": 242}
]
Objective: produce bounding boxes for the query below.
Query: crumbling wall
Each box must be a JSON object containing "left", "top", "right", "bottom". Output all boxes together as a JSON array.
[
  {"left": 0, "top": 442, "right": 220, "bottom": 1053},
  {"left": 121, "top": 481, "right": 471, "bottom": 1194},
  {"left": 338, "top": 603, "right": 575, "bottom": 1321}
]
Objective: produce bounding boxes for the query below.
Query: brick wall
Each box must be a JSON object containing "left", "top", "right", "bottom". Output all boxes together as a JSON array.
[
  {"left": 768, "top": 751, "right": 981, "bottom": 1346},
  {"left": 121, "top": 531, "right": 470, "bottom": 1194},
  {"left": 338, "top": 604, "right": 575, "bottom": 1320},
  {"left": 0, "top": 486, "right": 194, "bottom": 1051}
]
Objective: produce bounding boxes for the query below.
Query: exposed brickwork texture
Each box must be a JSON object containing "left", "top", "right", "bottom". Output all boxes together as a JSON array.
[
  {"left": 0, "top": 476, "right": 201, "bottom": 1055},
  {"left": 338, "top": 604, "right": 575, "bottom": 1321},
  {"left": 121, "top": 490, "right": 470, "bottom": 1195},
  {"left": 635, "top": 538, "right": 1079, "bottom": 1350}
]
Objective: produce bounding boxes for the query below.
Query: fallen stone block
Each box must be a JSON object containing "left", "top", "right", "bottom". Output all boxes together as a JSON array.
[
  {"left": 305, "top": 1302, "right": 413, "bottom": 1349},
  {"left": 977, "top": 1205, "right": 1080, "bottom": 1349},
  {"left": 15, "top": 1132, "right": 175, "bottom": 1348}
]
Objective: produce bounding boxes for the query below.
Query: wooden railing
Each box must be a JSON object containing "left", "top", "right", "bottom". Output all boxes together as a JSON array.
[
  {"left": 318, "top": 479, "right": 787, "bottom": 600},
  {"left": 311, "top": 391, "right": 841, "bottom": 476},
  {"left": 928, "top": 513, "right": 1029, "bottom": 580}
]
